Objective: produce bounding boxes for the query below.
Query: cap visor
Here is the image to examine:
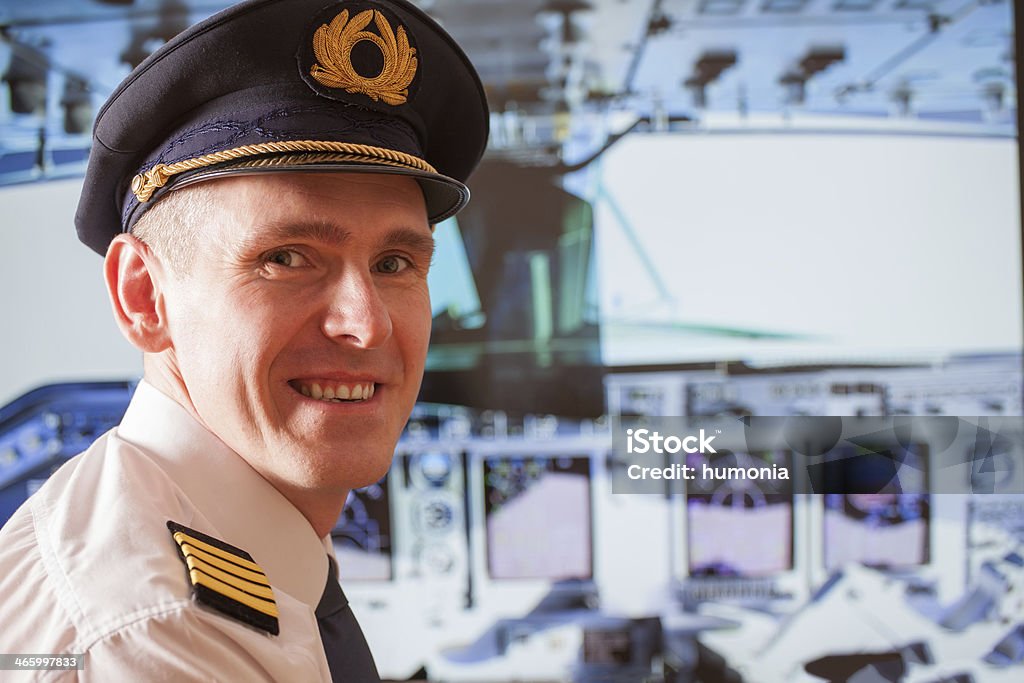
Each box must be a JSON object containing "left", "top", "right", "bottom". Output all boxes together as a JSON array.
[{"left": 158, "top": 158, "right": 470, "bottom": 225}]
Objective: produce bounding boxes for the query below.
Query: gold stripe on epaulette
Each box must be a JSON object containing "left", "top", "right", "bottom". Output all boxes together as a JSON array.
[
  {"left": 130, "top": 140, "right": 436, "bottom": 202},
  {"left": 184, "top": 555, "right": 275, "bottom": 600},
  {"left": 168, "top": 521, "right": 280, "bottom": 635},
  {"left": 173, "top": 531, "right": 264, "bottom": 573},
  {"left": 188, "top": 569, "right": 280, "bottom": 619},
  {"left": 179, "top": 543, "right": 274, "bottom": 585}
]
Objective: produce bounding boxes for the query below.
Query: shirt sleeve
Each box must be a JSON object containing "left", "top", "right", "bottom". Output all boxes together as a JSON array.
[
  {"left": 78, "top": 604, "right": 327, "bottom": 682},
  {"left": 0, "top": 520, "right": 326, "bottom": 683}
]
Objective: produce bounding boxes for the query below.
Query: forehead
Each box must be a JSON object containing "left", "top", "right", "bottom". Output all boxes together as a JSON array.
[{"left": 189, "top": 172, "right": 430, "bottom": 245}]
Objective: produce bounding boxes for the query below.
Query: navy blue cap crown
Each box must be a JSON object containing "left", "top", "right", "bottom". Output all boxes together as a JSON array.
[{"left": 75, "top": 0, "right": 489, "bottom": 255}]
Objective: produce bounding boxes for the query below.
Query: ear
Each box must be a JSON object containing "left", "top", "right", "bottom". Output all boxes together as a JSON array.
[{"left": 104, "top": 233, "right": 172, "bottom": 353}]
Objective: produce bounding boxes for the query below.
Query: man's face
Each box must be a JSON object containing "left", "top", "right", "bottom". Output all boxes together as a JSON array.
[{"left": 159, "top": 172, "right": 433, "bottom": 497}]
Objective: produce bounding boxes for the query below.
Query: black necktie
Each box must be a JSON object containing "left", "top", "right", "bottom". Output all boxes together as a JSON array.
[{"left": 316, "top": 556, "right": 381, "bottom": 682}]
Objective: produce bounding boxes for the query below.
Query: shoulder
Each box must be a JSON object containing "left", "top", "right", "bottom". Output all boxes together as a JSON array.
[
  {"left": 0, "top": 430, "right": 194, "bottom": 649},
  {"left": 14, "top": 430, "right": 194, "bottom": 642},
  {"left": 0, "top": 432, "right": 327, "bottom": 680}
]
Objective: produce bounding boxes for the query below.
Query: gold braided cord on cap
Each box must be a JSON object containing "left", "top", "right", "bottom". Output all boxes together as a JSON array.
[
  {"left": 225, "top": 151, "right": 414, "bottom": 171},
  {"left": 310, "top": 9, "right": 417, "bottom": 106},
  {"left": 130, "top": 140, "right": 436, "bottom": 202}
]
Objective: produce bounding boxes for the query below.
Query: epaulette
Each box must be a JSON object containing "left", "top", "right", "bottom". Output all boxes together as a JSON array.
[{"left": 167, "top": 521, "right": 280, "bottom": 635}]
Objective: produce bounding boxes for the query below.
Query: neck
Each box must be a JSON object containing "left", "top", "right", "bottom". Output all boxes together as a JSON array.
[
  {"left": 269, "top": 483, "right": 350, "bottom": 539},
  {"left": 143, "top": 351, "right": 206, "bottom": 430}
]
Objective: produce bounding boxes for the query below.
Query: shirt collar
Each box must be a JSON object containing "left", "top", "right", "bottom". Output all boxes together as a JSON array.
[{"left": 116, "top": 380, "right": 329, "bottom": 607}]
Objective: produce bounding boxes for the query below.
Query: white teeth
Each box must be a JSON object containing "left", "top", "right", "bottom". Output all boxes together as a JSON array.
[{"left": 298, "top": 381, "right": 375, "bottom": 402}]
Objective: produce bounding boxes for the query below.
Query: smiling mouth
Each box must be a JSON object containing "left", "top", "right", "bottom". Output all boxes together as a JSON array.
[{"left": 289, "top": 380, "right": 377, "bottom": 403}]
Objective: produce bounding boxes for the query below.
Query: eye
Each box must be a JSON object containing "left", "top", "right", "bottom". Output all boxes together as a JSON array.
[
  {"left": 375, "top": 255, "right": 410, "bottom": 274},
  {"left": 264, "top": 249, "right": 308, "bottom": 268}
]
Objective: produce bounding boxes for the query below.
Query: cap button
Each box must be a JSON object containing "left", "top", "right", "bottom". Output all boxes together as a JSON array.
[{"left": 131, "top": 164, "right": 171, "bottom": 202}]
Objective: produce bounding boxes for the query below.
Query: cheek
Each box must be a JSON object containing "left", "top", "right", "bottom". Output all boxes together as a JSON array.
[
  {"left": 166, "top": 287, "right": 276, "bottom": 384},
  {"left": 392, "top": 287, "right": 433, "bottom": 357},
  {"left": 163, "top": 294, "right": 213, "bottom": 369}
]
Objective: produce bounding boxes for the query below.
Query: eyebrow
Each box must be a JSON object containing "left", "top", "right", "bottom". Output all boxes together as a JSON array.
[
  {"left": 240, "top": 220, "right": 435, "bottom": 260},
  {"left": 378, "top": 226, "right": 437, "bottom": 261}
]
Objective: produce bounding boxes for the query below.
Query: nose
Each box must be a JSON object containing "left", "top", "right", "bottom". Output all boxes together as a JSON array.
[{"left": 320, "top": 270, "right": 393, "bottom": 348}]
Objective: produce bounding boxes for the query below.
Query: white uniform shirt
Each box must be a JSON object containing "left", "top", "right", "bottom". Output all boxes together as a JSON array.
[{"left": 0, "top": 381, "right": 337, "bottom": 681}]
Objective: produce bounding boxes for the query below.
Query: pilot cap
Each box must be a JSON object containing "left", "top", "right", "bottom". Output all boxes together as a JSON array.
[{"left": 75, "top": 0, "right": 489, "bottom": 255}]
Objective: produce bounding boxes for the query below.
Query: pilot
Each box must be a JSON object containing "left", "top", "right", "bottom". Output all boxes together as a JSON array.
[{"left": 0, "top": 0, "right": 487, "bottom": 680}]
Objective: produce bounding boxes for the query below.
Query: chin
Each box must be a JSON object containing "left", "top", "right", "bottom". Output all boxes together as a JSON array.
[{"left": 301, "top": 440, "right": 397, "bottom": 491}]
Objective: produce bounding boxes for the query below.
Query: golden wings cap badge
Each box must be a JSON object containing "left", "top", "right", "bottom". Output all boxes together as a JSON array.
[{"left": 309, "top": 7, "right": 418, "bottom": 106}]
